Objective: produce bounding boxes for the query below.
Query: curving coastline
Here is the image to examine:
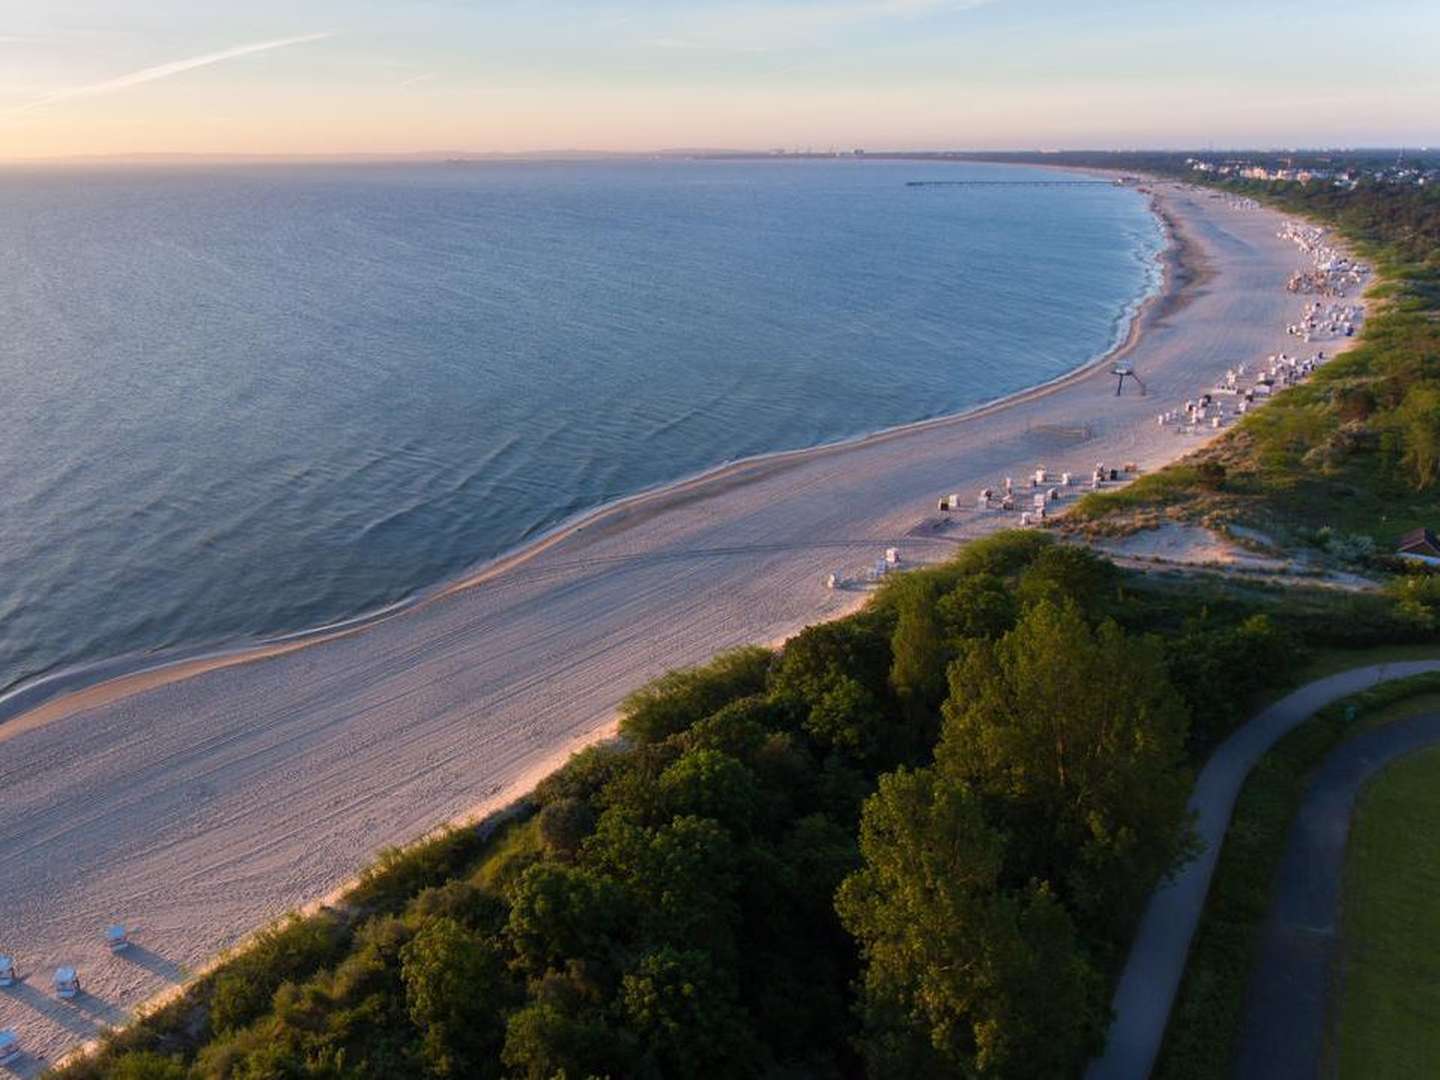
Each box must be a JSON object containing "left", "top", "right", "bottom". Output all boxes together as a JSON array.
[
  {"left": 0, "top": 177, "right": 1313, "bottom": 1073},
  {"left": 0, "top": 174, "right": 1172, "bottom": 743}
]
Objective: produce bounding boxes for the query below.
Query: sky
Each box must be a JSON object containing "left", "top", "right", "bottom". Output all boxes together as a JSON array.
[{"left": 0, "top": 0, "right": 1435, "bottom": 159}]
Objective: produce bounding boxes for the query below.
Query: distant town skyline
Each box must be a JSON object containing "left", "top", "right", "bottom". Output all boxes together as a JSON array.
[{"left": 1, "top": 0, "right": 1435, "bottom": 160}]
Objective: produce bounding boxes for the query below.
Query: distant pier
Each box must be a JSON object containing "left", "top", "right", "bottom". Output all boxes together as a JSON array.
[{"left": 906, "top": 179, "right": 1113, "bottom": 187}]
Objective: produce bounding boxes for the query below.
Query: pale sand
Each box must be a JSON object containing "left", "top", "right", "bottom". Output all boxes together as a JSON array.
[{"left": 0, "top": 181, "right": 1347, "bottom": 1072}]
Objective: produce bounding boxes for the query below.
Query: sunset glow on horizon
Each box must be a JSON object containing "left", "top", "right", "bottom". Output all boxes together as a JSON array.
[{"left": 1, "top": 0, "right": 1435, "bottom": 160}]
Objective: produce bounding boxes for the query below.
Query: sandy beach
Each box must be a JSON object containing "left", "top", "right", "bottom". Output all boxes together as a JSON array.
[{"left": 0, "top": 180, "right": 1341, "bottom": 1072}]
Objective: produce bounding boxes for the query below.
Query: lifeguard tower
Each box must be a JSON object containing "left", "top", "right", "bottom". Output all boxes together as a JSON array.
[{"left": 1113, "top": 360, "right": 1147, "bottom": 396}]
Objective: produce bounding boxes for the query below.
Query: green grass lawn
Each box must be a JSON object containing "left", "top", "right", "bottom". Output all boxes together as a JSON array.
[
  {"left": 1155, "top": 673, "right": 1440, "bottom": 1080},
  {"left": 1335, "top": 744, "right": 1440, "bottom": 1078}
]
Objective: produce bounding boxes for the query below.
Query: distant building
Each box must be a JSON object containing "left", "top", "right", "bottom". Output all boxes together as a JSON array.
[{"left": 1396, "top": 528, "right": 1440, "bottom": 563}]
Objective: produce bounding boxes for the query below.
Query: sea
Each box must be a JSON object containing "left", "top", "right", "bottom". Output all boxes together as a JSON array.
[{"left": 0, "top": 158, "right": 1163, "bottom": 707}]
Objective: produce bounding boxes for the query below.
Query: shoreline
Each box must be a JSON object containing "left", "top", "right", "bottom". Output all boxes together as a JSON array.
[
  {"left": 0, "top": 165, "right": 1175, "bottom": 743},
  {"left": 3, "top": 173, "right": 1335, "bottom": 1075},
  {"left": 34, "top": 183, "right": 1186, "bottom": 1072}
]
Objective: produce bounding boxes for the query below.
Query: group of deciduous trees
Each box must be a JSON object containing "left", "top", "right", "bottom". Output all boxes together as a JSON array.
[{"left": 83, "top": 533, "right": 1269, "bottom": 1080}]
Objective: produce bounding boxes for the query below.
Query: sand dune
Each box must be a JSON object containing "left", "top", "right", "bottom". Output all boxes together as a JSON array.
[{"left": 0, "top": 182, "right": 1330, "bottom": 1072}]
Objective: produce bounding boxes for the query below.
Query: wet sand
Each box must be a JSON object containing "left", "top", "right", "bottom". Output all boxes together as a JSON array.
[{"left": 0, "top": 180, "right": 1333, "bottom": 1072}]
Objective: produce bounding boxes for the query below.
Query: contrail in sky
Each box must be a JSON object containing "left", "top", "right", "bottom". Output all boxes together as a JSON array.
[{"left": 12, "top": 32, "right": 332, "bottom": 113}]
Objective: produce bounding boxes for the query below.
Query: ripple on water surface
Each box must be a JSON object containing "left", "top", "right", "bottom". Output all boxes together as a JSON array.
[{"left": 0, "top": 159, "right": 1162, "bottom": 701}]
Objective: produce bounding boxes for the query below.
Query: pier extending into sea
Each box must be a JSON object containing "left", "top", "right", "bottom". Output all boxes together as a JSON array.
[{"left": 906, "top": 179, "right": 1114, "bottom": 187}]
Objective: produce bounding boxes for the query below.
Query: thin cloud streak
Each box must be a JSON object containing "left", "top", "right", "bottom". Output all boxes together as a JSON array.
[
  {"left": 12, "top": 32, "right": 332, "bottom": 113},
  {"left": 649, "top": 0, "right": 999, "bottom": 51}
]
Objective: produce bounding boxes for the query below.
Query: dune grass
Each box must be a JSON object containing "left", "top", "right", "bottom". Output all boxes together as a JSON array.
[{"left": 1334, "top": 744, "right": 1440, "bottom": 1078}]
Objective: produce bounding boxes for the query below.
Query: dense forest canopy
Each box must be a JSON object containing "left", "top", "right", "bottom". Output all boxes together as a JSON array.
[{"left": 67, "top": 526, "right": 1439, "bottom": 1080}]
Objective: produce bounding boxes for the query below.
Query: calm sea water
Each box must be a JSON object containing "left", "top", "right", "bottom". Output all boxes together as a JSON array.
[{"left": 0, "top": 159, "right": 1161, "bottom": 702}]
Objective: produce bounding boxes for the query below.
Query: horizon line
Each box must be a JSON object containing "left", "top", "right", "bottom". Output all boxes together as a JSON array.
[{"left": 0, "top": 143, "right": 1435, "bottom": 166}]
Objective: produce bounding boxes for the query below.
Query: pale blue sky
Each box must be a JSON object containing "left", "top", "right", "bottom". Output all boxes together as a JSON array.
[{"left": 1, "top": 0, "right": 1434, "bottom": 157}]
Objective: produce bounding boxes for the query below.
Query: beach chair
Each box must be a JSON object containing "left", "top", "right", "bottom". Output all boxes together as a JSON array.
[
  {"left": 105, "top": 925, "right": 130, "bottom": 953},
  {"left": 0, "top": 1030, "right": 20, "bottom": 1066},
  {"left": 0, "top": 956, "right": 14, "bottom": 987},
  {"left": 54, "top": 966, "right": 80, "bottom": 998}
]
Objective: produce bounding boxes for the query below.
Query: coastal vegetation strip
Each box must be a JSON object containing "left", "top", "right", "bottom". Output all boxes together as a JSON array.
[
  {"left": 1063, "top": 166, "right": 1440, "bottom": 567},
  {"left": 46, "top": 533, "right": 1440, "bottom": 1080}
]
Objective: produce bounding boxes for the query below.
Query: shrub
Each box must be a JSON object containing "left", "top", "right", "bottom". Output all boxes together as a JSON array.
[{"left": 618, "top": 647, "right": 773, "bottom": 744}]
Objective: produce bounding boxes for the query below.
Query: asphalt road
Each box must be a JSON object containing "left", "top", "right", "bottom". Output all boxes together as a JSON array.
[
  {"left": 1232, "top": 711, "right": 1440, "bottom": 1079},
  {"left": 1086, "top": 661, "right": 1440, "bottom": 1080}
]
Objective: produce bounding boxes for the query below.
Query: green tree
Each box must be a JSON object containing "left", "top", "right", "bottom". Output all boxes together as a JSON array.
[
  {"left": 656, "top": 749, "right": 761, "bottom": 835},
  {"left": 935, "top": 573, "right": 1017, "bottom": 642},
  {"left": 681, "top": 695, "right": 790, "bottom": 760},
  {"left": 947, "top": 530, "right": 1054, "bottom": 578},
  {"left": 937, "top": 600, "right": 1193, "bottom": 939},
  {"left": 582, "top": 813, "right": 740, "bottom": 953},
  {"left": 108, "top": 1053, "right": 188, "bottom": 1080},
  {"left": 805, "top": 675, "right": 890, "bottom": 761},
  {"left": 1012, "top": 544, "right": 1117, "bottom": 615},
  {"left": 619, "top": 947, "right": 758, "bottom": 1077},
  {"left": 502, "top": 974, "right": 629, "bottom": 1080},
  {"left": 836, "top": 768, "right": 1102, "bottom": 1077},
  {"left": 1164, "top": 613, "right": 1295, "bottom": 752},
  {"left": 400, "top": 917, "right": 510, "bottom": 1077},
  {"left": 619, "top": 647, "right": 773, "bottom": 744},
  {"left": 1395, "top": 385, "right": 1440, "bottom": 488},
  {"left": 505, "top": 863, "right": 628, "bottom": 977},
  {"left": 889, "top": 586, "right": 950, "bottom": 715},
  {"left": 538, "top": 797, "right": 598, "bottom": 860}
]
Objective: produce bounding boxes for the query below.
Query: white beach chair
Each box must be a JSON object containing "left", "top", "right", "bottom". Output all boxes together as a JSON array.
[
  {"left": 0, "top": 956, "right": 14, "bottom": 987},
  {"left": 105, "top": 925, "right": 130, "bottom": 953},
  {"left": 54, "top": 966, "right": 80, "bottom": 999},
  {"left": 0, "top": 1030, "right": 20, "bottom": 1067}
]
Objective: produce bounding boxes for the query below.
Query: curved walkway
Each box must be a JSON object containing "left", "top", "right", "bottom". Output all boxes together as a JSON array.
[
  {"left": 1232, "top": 712, "right": 1440, "bottom": 1079},
  {"left": 1087, "top": 661, "right": 1440, "bottom": 1080}
]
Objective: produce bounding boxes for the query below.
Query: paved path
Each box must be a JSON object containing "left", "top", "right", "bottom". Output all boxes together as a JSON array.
[
  {"left": 1233, "top": 712, "right": 1440, "bottom": 1079},
  {"left": 1087, "top": 662, "right": 1440, "bottom": 1080}
]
